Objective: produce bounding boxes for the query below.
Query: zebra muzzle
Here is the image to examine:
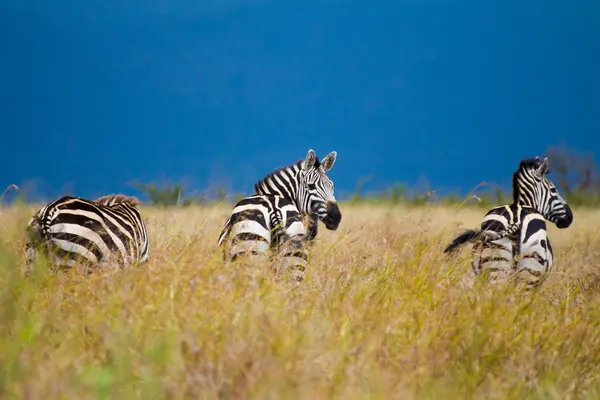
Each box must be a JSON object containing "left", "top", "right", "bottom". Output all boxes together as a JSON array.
[
  {"left": 555, "top": 205, "right": 574, "bottom": 229},
  {"left": 322, "top": 201, "right": 342, "bottom": 230}
]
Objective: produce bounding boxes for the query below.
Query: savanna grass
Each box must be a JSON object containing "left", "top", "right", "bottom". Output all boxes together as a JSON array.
[{"left": 1, "top": 202, "right": 600, "bottom": 399}]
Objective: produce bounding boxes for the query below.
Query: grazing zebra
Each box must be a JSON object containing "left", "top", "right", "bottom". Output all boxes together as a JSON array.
[
  {"left": 25, "top": 194, "right": 150, "bottom": 273},
  {"left": 444, "top": 156, "right": 573, "bottom": 289},
  {"left": 217, "top": 149, "right": 342, "bottom": 281}
]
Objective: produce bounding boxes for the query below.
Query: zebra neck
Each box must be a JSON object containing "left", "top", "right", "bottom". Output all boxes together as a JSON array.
[
  {"left": 515, "top": 195, "right": 535, "bottom": 209},
  {"left": 253, "top": 167, "right": 301, "bottom": 205}
]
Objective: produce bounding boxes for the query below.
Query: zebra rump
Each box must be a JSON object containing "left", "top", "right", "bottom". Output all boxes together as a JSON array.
[{"left": 25, "top": 194, "right": 150, "bottom": 273}]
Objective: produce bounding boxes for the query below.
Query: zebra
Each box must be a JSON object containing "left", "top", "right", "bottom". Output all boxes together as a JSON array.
[
  {"left": 25, "top": 194, "right": 150, "bottom": 274},
  {"left": 443, "top": 156, "right": 573, "bottom": 289},
  {"left": 217, "top": 149, "right": 342, "bottom": 281}
]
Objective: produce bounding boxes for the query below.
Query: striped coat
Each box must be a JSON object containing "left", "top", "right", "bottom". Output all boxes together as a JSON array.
[
  {"left": 25, "top": 194, "right": 150, "bottom": 273},
  {"left": 444, "top": 157, "right": 573, "bottom": 289},
  {"left": 217, "top": 149, "right": 341, "bottom": 281}
]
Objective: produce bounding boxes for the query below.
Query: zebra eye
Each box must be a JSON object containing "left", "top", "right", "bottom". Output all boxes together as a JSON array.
[{"left": 308, "top": 183, "right": 316, "bottom": 190}]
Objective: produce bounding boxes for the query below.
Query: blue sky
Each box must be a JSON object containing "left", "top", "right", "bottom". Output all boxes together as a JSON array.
[{"left": 1, "top": 1, "right": 599, "bottom": 201}]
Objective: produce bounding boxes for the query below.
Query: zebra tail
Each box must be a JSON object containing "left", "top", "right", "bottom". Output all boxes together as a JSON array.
[{"left": 443, "top": 229, "right": 480, "bottom": 254}]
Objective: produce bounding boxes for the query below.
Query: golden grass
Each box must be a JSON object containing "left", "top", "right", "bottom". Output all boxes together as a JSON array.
[{"left": 1, "top": 202, "right": 600, "bottom": 399}]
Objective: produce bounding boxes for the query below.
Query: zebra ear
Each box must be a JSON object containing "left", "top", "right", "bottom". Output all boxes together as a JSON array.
[
  {"left": 320, "top": 151, "right": 337, "bottom": 172},
  {"left": 302, "top": 149, "right": 317, "bottom": 170},
  {"left": 537, "top": 157, "right": 549, "bottom": 175}
]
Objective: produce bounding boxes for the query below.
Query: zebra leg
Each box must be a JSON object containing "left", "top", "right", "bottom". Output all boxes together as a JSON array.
[
  {"left": 277, "top": 235, "right": 309, "bottom": 282},
  {"left": 471, "top": 233, "right": 514, "bottom": 286},
  {"left": 23, "top": 235, "right": 75, "bottom": 276},
  {"left": 224, "top": 218, "right": 272, "bottom": 267},
  {"left": 24, "top": 243, "right": 38, "bottom": 276},
  {"left": 515, "top": 217, "right": 552, "bottom": 290},
  {"left": 228, "top": 233, "right": 270, "bottom": 267},
  {"left": 274, "top": 218, "right": 310, "bottom": 283},
  {"left": 22, "top": 243, "right": 67, "bottom": 276},
  {"left": 24, "top": 216, "right": 44, "bottom": 276}
]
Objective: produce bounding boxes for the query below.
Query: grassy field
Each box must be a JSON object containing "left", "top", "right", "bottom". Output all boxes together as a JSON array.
[{"left": 1, "top": 202, "right": 599, "bottom": 399}]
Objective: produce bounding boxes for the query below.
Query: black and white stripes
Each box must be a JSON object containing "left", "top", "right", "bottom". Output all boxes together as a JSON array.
[
  {"left": 25, "top": 194, "right": 150, "bottom": 273},
  {"left": 22, "top": 152, "right": 575, "bottom": 291},
  {"left": 444, "top": 157, "right": 573, "bottom": 289},
  {"left": 217, "top": 149, "right": 342, "bottom": 281}
]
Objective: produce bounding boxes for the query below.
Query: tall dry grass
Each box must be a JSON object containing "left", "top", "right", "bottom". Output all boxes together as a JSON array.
[{"left": 0, "top": 202, "right": 599, "bottom": 399}]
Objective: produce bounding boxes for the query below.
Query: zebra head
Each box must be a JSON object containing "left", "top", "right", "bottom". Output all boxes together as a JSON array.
[
  {"left": 513, "top": 156, "right": 573, "bottom": 229},
  {"left": 298, "top": 149, "right": 341, "bottom": 230}
]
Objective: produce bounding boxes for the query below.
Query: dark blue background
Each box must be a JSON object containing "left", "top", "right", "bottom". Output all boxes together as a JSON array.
[{"left": 2, "top": 1, "right": 599, "bottom": 201}]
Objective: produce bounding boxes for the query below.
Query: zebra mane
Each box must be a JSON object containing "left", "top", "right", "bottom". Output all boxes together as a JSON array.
[
  {"left": 512, "top": 157, "right": 543, "bottom": 204},
  {"left": 253, "top": 157, "right": 322, "bottom": 194},
  {"left": 94, "top": 194, "right": 140, "bottom": 207},
  {"left": 518, "top": 157, "right": 543, "bottom": 170}
]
